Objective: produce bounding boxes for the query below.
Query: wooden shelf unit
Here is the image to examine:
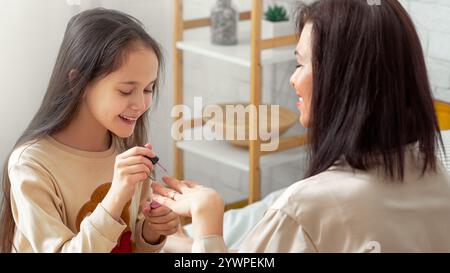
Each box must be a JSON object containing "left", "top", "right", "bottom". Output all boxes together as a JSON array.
[{"left": 173, "top": 0, "right": 306, "bottom": 205}]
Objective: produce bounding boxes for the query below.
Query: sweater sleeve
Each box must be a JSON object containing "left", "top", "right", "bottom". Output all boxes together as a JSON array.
[{"left": 9, "top": 162, "right": 126, "bottom": 252}]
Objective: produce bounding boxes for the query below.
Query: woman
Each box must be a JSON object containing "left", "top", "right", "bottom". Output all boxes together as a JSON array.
[{"left": 154, "top": 0, "right": 450, "bottom": 252}]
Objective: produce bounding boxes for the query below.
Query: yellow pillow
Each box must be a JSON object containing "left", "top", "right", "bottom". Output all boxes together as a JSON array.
[{"left": 435, "top": 100, "right": 450, "bottom": 131}]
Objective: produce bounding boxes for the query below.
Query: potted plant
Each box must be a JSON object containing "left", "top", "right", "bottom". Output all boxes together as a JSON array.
[{"left": 262, "top": 4, "right": 293, "bottom": 39}]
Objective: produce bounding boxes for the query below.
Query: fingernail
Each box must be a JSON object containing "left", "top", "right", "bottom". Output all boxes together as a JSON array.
[{"left": 150, "top": 201, "right": 161, "bottom": 209}]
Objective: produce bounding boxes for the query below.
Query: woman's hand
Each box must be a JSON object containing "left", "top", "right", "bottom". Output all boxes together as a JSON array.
[
  {"left": 101, "top": 145, "right": 156, "bottom": 221},
  {"left": 141, "top": 202, "right": 180, "bottom": 244},
  {"left": 151, "top": 176, "right": 225, "bottom": 240},
  {"left": 151, "top": 176, "right": 223, "bottom": 217}
]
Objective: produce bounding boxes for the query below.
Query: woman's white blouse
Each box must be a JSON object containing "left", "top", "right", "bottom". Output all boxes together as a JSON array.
[{"left": 193, "top": 149, "right": 450, "bottom": 253}]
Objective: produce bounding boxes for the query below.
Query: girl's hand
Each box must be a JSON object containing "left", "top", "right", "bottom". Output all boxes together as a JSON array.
[
  {"left": 142, "top": 202, "right": 180, "bottom": 241},
  {"left": 102, "top": 145, "right": 156, "bottom": 221},
  {"left": 151, "top": 177, "right": 225, "bottom": 240}
]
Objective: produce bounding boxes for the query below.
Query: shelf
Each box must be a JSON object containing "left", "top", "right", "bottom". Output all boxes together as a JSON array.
[
  {"left": 177, "top": 24, "right": 295, "bottom": 67},
  {"left": 173, "top": 0, "right": 300, "bottom": 203},
  {"left": 177, "top": 124, "right": 307, "bottom": 172}
]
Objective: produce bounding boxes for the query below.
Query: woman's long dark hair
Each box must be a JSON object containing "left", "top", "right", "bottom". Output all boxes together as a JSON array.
[
  {"left": 0, "top": 8, "right": 164, "bottom": 252},
  {"left": 296, "top": 0, "right": 442, "bottom": 179}
]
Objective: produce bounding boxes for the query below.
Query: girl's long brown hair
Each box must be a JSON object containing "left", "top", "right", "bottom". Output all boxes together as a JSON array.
[
  {"left": 295, "top": 0, "right": 442, "bottom": 180},
  {"left": 0, "top": 8, "right": 164, "bottom": 252}
]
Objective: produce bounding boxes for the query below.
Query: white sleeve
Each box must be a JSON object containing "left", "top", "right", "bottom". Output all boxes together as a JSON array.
[{"left": 191, "top": 208, "right": 316, "bottom": 253}]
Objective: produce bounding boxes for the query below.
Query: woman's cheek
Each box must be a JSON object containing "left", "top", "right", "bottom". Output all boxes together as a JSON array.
[{"left": 299, "top": 97, "right": 312, "bottom": 128}]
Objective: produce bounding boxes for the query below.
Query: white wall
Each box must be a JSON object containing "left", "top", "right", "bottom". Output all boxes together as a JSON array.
[
  {"left": 0, "top": 0, "right": 75, "bottom": 177},
  {"left": 399, "top": 0, "right": 450, "bottom": 102}
]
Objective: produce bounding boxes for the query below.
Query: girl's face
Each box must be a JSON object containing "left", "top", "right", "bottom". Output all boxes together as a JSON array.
[
  {"left": 84, "top": 42, "right": 159, "bottom": 138},
  {"left": 290, "top": 22, "right": 314, "bottom": 128}
]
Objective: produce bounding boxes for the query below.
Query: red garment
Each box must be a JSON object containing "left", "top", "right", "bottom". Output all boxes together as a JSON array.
[{"left": 111, "top": 231, "right": 132, "bottom": 253}]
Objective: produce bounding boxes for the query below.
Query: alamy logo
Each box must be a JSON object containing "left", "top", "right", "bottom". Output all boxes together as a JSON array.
[
  {"left": 171, "top": 97, "right": 282, "bottom": 152},
  {"left": 365, "top": 241, "right": 381, "bottom": 253}
]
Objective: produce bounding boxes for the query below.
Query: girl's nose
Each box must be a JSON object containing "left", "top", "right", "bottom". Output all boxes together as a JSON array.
[{"left": 130, "top": 91, "right": 148, "bottom": 111}]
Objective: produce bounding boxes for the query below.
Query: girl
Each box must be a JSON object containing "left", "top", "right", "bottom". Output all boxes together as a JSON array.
[
  {"left": 0, "top": 8, "right": 178, "bottom": 252},
  {"left": 155, "top": 0, "right": 450, "bottom": 252}
]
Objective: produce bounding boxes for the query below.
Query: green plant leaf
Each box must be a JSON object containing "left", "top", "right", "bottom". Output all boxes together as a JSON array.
[{"left": 264, "top": 4, "right": 289, "bottom": 22}]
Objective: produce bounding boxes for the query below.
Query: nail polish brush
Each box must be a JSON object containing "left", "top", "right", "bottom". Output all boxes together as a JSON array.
[{"left": 145, "top": 155, "right": 168, "bottom": 173}]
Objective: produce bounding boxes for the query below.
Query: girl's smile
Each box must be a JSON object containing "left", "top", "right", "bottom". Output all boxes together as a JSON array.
[{"left": 119, "top": 114, "right": 138, "bottom": 126}]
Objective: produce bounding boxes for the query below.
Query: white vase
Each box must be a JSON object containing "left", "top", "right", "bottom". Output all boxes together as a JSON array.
[
  {"left": 261, "top": 20, "right": 294, "bottom": 39},
  {"left": 211, "top": 0, "right": 239, "bottom": 45}
]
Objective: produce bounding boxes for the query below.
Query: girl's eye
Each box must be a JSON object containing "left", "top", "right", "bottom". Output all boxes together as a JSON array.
[
  {"left": 119, "top": 90, "right": 132, "bottom": 96},
  {"left": 144, "top": 85, "right": 155, "bottom": 94}
]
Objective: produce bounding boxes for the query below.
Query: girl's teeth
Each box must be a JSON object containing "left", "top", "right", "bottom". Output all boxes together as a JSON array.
[
  {"left": 121, "top": 115, "right": 136, "bottom": 121},
  {"left": 298, "top": 97, "right": 304, "bottom": 103}
]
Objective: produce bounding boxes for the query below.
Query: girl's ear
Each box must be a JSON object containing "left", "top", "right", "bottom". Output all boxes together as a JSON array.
[
  {"left": 69, "top": 69, "right": 88, "bottom": 99},
  {"left": 68, "top": 69, "right": 80, "bottom": 86}
]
